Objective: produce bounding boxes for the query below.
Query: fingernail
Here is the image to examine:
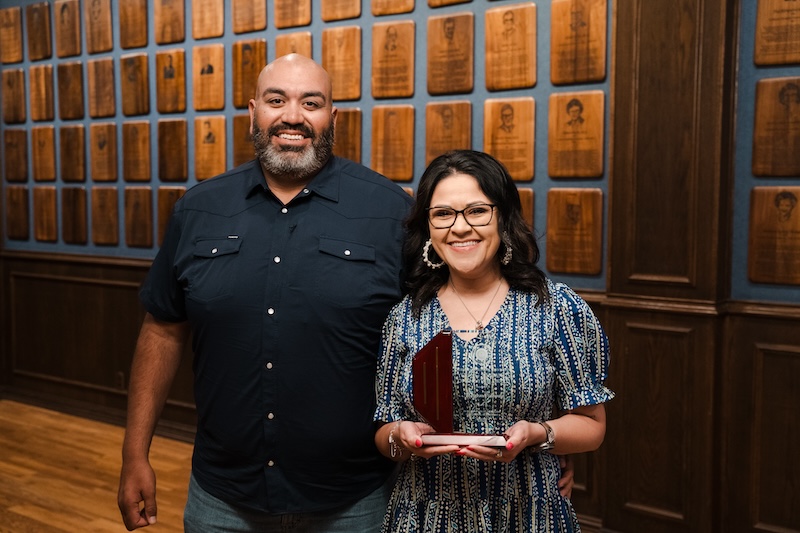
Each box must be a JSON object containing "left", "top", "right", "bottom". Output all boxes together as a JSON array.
[
  {"left": 415, "top": 438, "right": 422, "bottom": 447},
  {"left": 455, "top": 449, "right": 466, "bottom": 456},
  {"left": 506, "top": 442, "right": 514, "bottom": 450},
  {"left": 149, "top": 516, "right": 157, "bottom": 525}
]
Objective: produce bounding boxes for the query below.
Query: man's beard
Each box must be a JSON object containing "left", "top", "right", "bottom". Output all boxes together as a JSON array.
[{"left": 252, "top": 120, "right": 335, "bottom": 180}]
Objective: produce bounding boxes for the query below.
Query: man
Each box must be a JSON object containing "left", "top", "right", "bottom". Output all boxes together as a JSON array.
[{"left": 117, "top": 54, "right": 412, "bottom": 532}]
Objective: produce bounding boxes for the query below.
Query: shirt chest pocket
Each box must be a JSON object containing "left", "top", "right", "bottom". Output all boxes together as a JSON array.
[
  {"left": 313, "top": 237, "right": 377, "bottom": 306},
  {"left": 184, "top": 237, "right": 243, "bottom": 303}
]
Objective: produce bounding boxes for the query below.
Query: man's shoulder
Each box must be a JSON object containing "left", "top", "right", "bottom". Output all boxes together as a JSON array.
[
  {"left": 334, "top": 157, "right": 413, "bottom": 207},
  {"left": 177, "top": 160, "right": 261, "bottom": 210}
]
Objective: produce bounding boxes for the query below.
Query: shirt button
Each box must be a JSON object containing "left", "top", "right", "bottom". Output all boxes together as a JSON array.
[
  {"left": 302, "top": 188, "right": 309, "bottom": 194},
  {"left": 267, "top": 308, "right": 275, "bottom": 315},
  {"left": 211, "top": 248, "right": 218, "bottom": 254},
  {"left": 267, "top": 413, "right": 275, "bottom": 420},
  {"left": 281, "top": 207, "right": 288, "bottom": 214},
  {"left": 273, "top": 256, "right": 281, "bottom": 263},
  {"left": 344, "top": 249, "right": 351, "bottom": 256},
  {"left": 265, "top": 362, "right": 273, "bottom": 369},
  {"left": 267, "top": 460, "right": 275, "bottom": 467}
]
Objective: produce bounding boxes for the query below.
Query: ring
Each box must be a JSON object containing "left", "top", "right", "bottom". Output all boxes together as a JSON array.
[{"left": 495, "top": 450, "right": 503, "bottom": 458}]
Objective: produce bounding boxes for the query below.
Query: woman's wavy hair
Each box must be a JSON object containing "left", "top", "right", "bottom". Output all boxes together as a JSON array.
[{"left": 404, "top": 150, "right": 548, "bottom": 314}]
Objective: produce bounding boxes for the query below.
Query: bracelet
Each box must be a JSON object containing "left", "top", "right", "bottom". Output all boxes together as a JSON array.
[
  {"left": 532, "top": 421, "right": 555, "bottom": 452},
  {"left": 388, "top": 421, "right": 404, "bottom": 459}
]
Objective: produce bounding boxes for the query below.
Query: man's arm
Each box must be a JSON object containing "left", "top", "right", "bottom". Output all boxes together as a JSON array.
[{"left": 117, "top": 313, "right": 189, "bottom": 530}]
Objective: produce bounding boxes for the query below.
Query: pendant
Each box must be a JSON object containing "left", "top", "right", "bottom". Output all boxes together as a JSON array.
[{"left": 472, "top": 344, "right": 490, "bottom": 362}]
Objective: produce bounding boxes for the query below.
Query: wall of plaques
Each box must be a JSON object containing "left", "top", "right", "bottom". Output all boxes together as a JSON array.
[
  {"left": 1, "top": 0, "right": 608, "bottom": 290},
  {"left": 732, "top": 0, "right": 800, "bottom": 303}
]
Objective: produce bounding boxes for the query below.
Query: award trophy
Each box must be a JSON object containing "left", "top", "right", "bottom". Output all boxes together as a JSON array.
[{"left": 412, "top": 329, "right": 507, "bottom": 447}]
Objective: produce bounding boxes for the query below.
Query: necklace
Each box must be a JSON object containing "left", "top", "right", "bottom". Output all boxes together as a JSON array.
[{"left": 449, "top": 278, "right": 503, "bottom": 330}]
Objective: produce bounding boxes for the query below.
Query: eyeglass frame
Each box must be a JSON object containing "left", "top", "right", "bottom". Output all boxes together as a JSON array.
[{"left": 426, "top": 203, "right": 497, "bottom": 229}]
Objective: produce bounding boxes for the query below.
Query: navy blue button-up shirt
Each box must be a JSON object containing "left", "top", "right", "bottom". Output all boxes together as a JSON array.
[{"left": 141, "top": 157, "right": 412, "bottom": 513}]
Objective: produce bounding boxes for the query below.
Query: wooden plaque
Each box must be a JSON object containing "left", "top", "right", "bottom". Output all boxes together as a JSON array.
[
  {"left": 120, "top": 0, "right": 148, "bottom": 49},
  {"left": 233, "top": 39, "right": 267, "bottom": 108},
  {"left": 274, "top": 0, "right": 311, "bottom": 29},
  {"left": 32, "top": 126, "right": 56, "bottom": 182},
  {"left": 59, "top": 125, "right": 85, "bottom": 182},
  {"left": 91, "top": 187, "right": 119, "bottom": 245},
  {"left": 517, "top": 187, "right": 534, "bottom": 230},
  {"left": 752, "top": 77, "right": 800, "bottom": 176},
  {"left": 30, "top": 64, "right": 55, "bottom": 121},
  {"left": 322, "top": 26, "right": 362, "bottom": 101},
  {"left": 755, "top": 0, "right": 800, "bottom": 66},
  {"left": 34, "top": 186, "right": 58, "bottom": 242},
  {"left": 0, "top": 7, "right": 23, "bottom": 64},
  {"left": 550, "top": 0, "right": 607, "bottom": 84},
  {"left": 87, "top": 57, "right": 116, "bottom": 118},
  {"left": 156, "top": 49, "right": 186, "bottom": 113},
  {"left": 84, "top": 0, "right": 113, "bottom": 54},
  {"left": 748, "top": 187, "right": 800, "bottom": 285},
  {"left": 322, "top": 0, "right": 361, "bottom": 21},
  {"left": 26, "top": 3, "right": 53, "bottom": 61},
  {"left": 194, "top": 116, "right": 226, "bottom": 180},
  {"left": 193, "top": 44, "right": 225, "bottom": 110},
  {"left": 372, "top": 0, "right": 413, "bottom": 16},
  {"left": 2, "top": 69, "right": 26, "bottom": 124},
  {"left": 486, "top": 3, "right": 537, "bottom": 91},
  {"left": 332, "top": 107, "right": 362, "bottom": 163},
  {"left": 233, "top": 114, "right": 254, "bottom": 167},
  {"left": 429, "top": 0, "right": 469, "bottom": 5},
  {"left": 123, "top": 121, "right": 152, "bottom": 182},
  {"left": 425, "top": 101, "right": 471, "bottom": 165},
  {"left": 54, "top": 0, "right": 81, "bottom": 58},
  {"left": 158, "top": 119, "right": 188, "bottom": 182},
  {"left": 120, "top": 53, "right": 150, "bottom": 116},
  {"left": 90, "top": 123, "right": 118, "bottom": 182},
  {"left": 57, "top": 61, "right": 85, "bottom": 120},
  {"left": 483, "top": 97, "right": 535, "bottom": 181},
  {"left": 5, "top": 186, "right": 29, "bottom": 240},
  {"left": 371, "top": 105, "right": 415, "bottom": 181},
  {"left": 545, "top": 188, "right": 603, "bottom": 275},
  {"left": 61, "top": 187, "right": 87, "bottom": 244},
  {"left": 548, "top": 91, "right": 605, "bottom": 178},
  {"left": 125, "top": 187, "right": 153, "bottom": 248},
  {"left": 371, "top": 21, "right": 415, "bottom": 99},
  {"left": 154, "top": 0, "right": 185, "bottom": 45},
  {"left": 233, "top": 0, "right": 267, "bottom": 33},
  {"left": 427, "top": 13, "right": 474, "bottom": 95},
  {"left": 4, "top": 129, "right": 27, "bottom": 182},
  {"left": 275, "top": 32, "right": 312, "bottom": 58},
  {"left": 192, "top": 0, "right": 224, "bottom": 39},
  {"left": 158, "top": 187, "right": 186, "bottom": 244}
]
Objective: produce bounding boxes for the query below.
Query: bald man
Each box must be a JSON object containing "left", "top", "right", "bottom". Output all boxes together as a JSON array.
[{"left": 118, "top": 54, "right": 413, "bottom": 532}]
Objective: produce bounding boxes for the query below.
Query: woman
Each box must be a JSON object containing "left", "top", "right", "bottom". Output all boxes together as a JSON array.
[{"left": 374, "top": 150, "right": 614, "bottom": 532}]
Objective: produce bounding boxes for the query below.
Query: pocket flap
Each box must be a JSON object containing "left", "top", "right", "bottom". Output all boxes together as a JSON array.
[
  {"left": 193, "top": 237, "right": 242, "bottom": 258},
  {"left": 318, "top": 236, "right": 375, "bottom": 262}
]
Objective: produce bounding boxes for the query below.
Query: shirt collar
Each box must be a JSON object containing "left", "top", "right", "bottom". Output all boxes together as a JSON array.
[{"left": 244, "top": 157, "right": 341, "bottom": 203}]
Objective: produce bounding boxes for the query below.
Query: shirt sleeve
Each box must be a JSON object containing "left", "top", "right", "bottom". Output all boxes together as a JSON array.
[
  {"left": 139, "top": 205, "right": 187, "bottom": 323},
  {"left": 373, "top": 302, "right": 408, "bottom": 424},
  {"left": 551, "top": 283, "right": 615, "bottom": 411}
]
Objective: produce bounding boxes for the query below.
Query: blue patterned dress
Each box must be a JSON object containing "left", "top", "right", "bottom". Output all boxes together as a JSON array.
[{"left": 374, "top": 280, "right": 614, "bottom": 532}]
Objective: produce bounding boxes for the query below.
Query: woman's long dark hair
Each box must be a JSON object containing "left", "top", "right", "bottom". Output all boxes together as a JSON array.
[{"left": 404, "top": 150, "right": 548, "bottom": 314}]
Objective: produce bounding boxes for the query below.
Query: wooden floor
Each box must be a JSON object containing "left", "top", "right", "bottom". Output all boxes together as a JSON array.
[{"left": 0, "top": 400, "right": 193, "bottom": 532}]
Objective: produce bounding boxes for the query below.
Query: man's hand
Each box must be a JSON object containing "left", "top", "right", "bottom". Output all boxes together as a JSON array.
[{"left": 117, "top": 459, "right": 158, "bottom": 530}]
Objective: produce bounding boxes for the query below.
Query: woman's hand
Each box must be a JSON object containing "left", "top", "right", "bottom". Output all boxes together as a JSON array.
[
  {"left": 394, "top": 421, "right": 461, "bottom": 459},
  {"left": 458, "top": 420, "right": 542, "bottom": 462}
]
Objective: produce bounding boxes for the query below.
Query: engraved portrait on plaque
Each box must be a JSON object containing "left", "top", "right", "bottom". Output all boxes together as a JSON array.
[
  {"left": 752, "top": 78, "right": 800, "bottom": 176},
  {"left": 427, "top": 13, "right": 474, "bottom": 95},
  {"left": 322, "top": 26, "right": 361, "bottom": 101},
  {"left": 550, "top": 0, "right": 607, "bottom": 85},
  {"left": 749, "top": 187, "right": 800, "bottom": 285},
  {"left": 548, "top": 91, "right": 604, "bottom": 178},
  {"left": 372, "top": 21, "right": 415, "bottom": 98},
  {"left": 55, "top": 0, "right": 81, "bottom": 57},
  {"left": 276, "top": 32, "right": 312, "bottom": 58},
  {"left": 483, "top": 98, "right": 535, "bottom": 181},
  {"left": 546, "top": 188, "right": 603, "bottom": 275},
  {"left": 485, "top": 4, "right": 537, "bottom": 91},
  {"left": 755, "top": 0, "right": 800, "bottom": 66},
  {"left": 425, "top": 101, "right": 471, "bottom": 165}
]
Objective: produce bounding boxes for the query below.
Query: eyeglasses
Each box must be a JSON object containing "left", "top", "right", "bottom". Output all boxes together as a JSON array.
[{"left": 426, "top": 204, "right": 496, "bottom": 229}]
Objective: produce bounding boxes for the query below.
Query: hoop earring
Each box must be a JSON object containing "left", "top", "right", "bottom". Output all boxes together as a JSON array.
[
  {"left": 501, "top": 232, "right": 513, "bottom": 265},
  {"left": 423, "top": 239, "right": 445, "bottom": 269}
]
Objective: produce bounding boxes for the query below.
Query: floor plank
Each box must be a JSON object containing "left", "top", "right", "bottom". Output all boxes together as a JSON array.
[{"left": 0, "top": 400, "right": 192, "bottom": 532}]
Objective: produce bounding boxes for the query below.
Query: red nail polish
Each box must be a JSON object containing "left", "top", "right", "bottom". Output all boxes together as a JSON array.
[
  {"left": 506, "top": 442, "right": 514, "bottom": 450},
  {"left": 415, "top": 438, "right": 422, "bottom": 447}
]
